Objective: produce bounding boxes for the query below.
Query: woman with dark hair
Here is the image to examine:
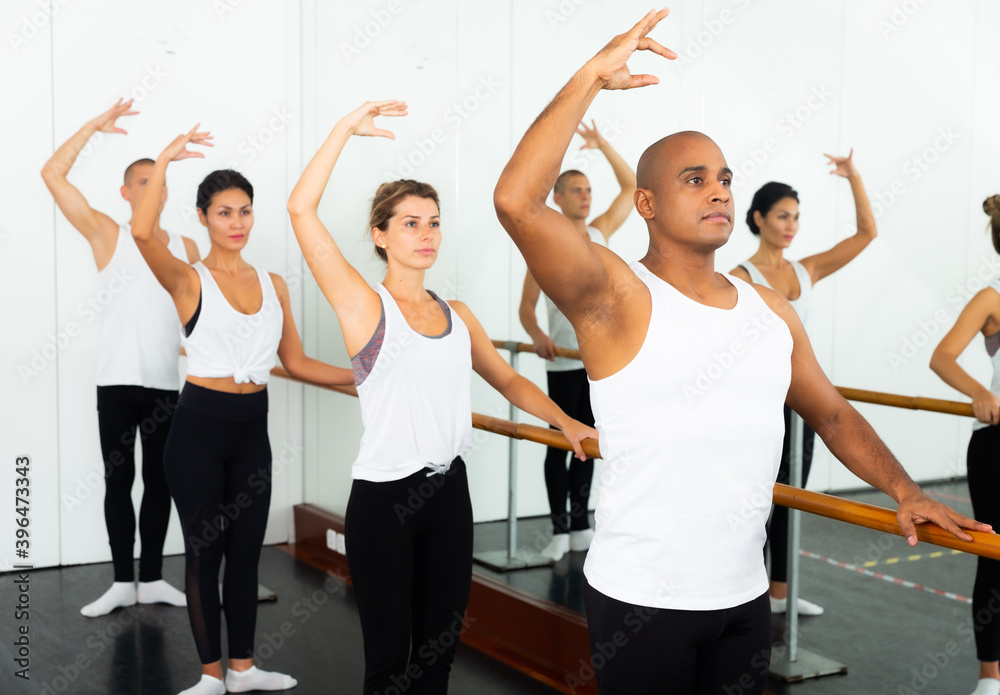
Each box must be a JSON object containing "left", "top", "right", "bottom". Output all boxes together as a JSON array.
[
  {"left": 287, "top": 101, "right": 597, "bottom": 695},
  {"left": 932, "top": 196, "right": 1000, "bottom": 695},
  {"left": 132, "top": 126, "right": 353, "bottom": 695},
  {"left": 730, "top": 150, "right": 877, "bottom": 616}
]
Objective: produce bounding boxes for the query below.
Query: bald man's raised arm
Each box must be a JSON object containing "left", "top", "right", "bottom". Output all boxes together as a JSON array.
[
  {"left": 495, "top": 10, "right": 674, "bottom": 327},
  {"left": 494, "top": 72, "right": 611, "bottom": 324}
]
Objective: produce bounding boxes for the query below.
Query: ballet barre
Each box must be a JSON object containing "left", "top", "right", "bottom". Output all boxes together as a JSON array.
[{"left": 270, "top": 365, "right": 998, "bottom": 560}]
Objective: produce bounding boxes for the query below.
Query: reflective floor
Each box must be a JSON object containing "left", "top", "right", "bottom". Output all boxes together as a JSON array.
[
  {"left": 0, "top": 479, "right": 983, "bottom": 695},
  {"left": 0, "top": 546, "right": 560, "bottom": 695}
]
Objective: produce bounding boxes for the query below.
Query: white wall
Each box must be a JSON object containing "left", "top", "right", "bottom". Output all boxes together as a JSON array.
[
  {"left": 3, "top": 0, "right": 999, "bottom": 572},
  {"left": 1, "top": 0, "right": 303, "bottom": 571},
  {"left": 300, "top": 0, "right": 1000, "bottom": 525}
]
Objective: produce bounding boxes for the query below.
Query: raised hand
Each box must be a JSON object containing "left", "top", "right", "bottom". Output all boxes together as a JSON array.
[
  {"left": 93, "top": 98, "right": 139, "bottom": 135},
  {"left": 576, "top": 120, "right": 606, "bottom": 150},
  {"left": 159, "top": 125, "right": 214, "bottom": 162},
  {"left": 824, "top": 149, "right": 859, "bottom": 178},
  {"left": 339, "top": 100, "right": 408, "bottom": 139},
  {"left": 586, "top": 8, "right": 677, "bottom": 91}
]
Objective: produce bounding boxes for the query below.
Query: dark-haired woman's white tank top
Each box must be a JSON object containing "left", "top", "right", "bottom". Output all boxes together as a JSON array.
[
  {"left": 739, "top": 259, "right": 812, "bottom": 327},
  {"left": 585, "top": 263, "right": 793, "bottom": 610}
]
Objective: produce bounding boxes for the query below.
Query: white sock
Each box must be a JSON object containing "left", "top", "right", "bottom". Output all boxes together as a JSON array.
[
  {"left": 971, "top": 678, "right": 1000, "bottom": 695},
  {"left": 137, "top": 579, "right": 187, "bottom": 607},
  {"left": 539, "top": 535, "right": 569, "bottom": 562},
  {"left": 80, "top": 582, "right": 136, "bottom": 617},
  {"left": 569, "top": 528, "right": 595, "bottom": 552},
  {"left": 225, "top": 666, "right": 297, "bottom": 692},
  {"left": 769, "top": 595, "right": 824, "bottom": 616},
  {"left": 177, "top": 674, "right": 226, "bottom": 695}
]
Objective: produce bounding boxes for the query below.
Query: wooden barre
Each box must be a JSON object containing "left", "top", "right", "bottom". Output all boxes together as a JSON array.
[
  {"left": 271, "top": 367, "right": 1000, "bottom": 561},
  {"left": 489, "top": 340, "right": 975, "bottom": 418},
  {"left": 835, "top": 387, "right": 973, "bottom": 418},
  {"left": 490, "top": 339, "right": 582, "bottom": 361}
]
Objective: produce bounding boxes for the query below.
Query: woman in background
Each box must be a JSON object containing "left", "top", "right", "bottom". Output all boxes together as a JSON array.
[
  {"left": 730, "top": 150, "right": 877, "bottom": 616},
  {"left": 931, "top": 195, "right": 1000, "bottom": 695}
]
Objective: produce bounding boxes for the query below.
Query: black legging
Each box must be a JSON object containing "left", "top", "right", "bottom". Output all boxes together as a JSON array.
[
  {"left": 544, "top": 368, "right": 595, "bottom": 534},
  {"left": 346, "top": 458, "right": 474, "bottom": 695},
  {"left": 765, "top": 404, "right": 815, "bottom": 583},
  {"left": 583, "top": 579, "right": 771, "bottom": 694},
  {"left": 968, "top": 425, "right": 1000, "bottom": 661},
  {"left": 97, "top": 385, "right": 178, "bottom": 583},
  {"left": 163, "top": 383, "right": 271, "bottom": 664}
]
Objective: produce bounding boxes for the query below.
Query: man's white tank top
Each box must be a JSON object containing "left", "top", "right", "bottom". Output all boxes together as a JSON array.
[
  {"left": 352, "top": 284, "right": 473, "bottom": 482},
  {"left": 543, "top": 227, "right": 608, "bottom": 372},
  {"left": 585, "top": 263, "right": 793, "bottom": 610},
  {"left": 96, "top": 223, "right": 188, "bottom": 390},
  {"left": 182, "top": 262, "right": 283, "bottom": 385},
  {"left": 975, "top": 279, "right": 1000, "bottom": 431},
  {"left": 739, "top": 259, "right": 813, "bottom": 328}
]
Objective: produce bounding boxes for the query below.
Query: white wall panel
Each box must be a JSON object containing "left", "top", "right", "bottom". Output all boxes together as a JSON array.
[{"left": 0, "top": 0, "right": 61, "bottom": 571}]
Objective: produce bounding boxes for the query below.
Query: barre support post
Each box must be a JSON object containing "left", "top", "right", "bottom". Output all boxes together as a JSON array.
[
  {"left": 768, "top": 411, "right": 846, "bottom": 681},
  {"left": 471, "top": 341, "right": 556, "bottom": 572}
]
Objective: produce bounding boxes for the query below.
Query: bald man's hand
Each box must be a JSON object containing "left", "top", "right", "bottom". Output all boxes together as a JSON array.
[{"left": 586, "top": 8, "right": 677, "bottom": 91}]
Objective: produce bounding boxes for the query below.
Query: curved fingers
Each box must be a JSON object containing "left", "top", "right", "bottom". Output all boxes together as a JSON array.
[
  {"left": 636, "top": 36, "right": 678, "bottom": 59},
  {"left": 627, "top": 7, "right": 670, "bottom": 41},
  {"left": 625, "top": 74, "right": 661, "bottom": 90}
]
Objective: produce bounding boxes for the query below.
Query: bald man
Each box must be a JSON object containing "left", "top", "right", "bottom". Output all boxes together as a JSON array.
[
  {"left": 494, "top": 10, "right": 990, "bottom": 692},
  {"left": 42, "top": 99, "right": 198, "bottom": 617}
]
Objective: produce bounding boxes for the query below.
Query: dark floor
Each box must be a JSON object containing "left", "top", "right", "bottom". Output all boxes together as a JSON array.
[
  {"left": 0, "top": 546, "right": 560, "bottom": 695},
  {"left": 1, "top": 480, "right": 985, "bottom": 695},
  {"left": 475, "top": 479, "right": 984, "bottom": 695}
]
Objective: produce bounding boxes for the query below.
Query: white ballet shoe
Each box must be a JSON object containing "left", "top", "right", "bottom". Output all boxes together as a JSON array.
[
  {"left": 569, "top": 528, "right": 594, "bottom": 552},
  {"left": 538, "top": 534, "right": 570, "bottom": 562},
  {"left": 80, "top": 582, "right": 137, "bottom": 617},
  {"left": 970, "top": 677, "right": 1000, "bottom": 695},
  {"left": 769, "top": 595, "right": 824, "bottom": 616}
]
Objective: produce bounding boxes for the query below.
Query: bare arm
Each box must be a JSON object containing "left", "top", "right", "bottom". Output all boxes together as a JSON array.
[
  {"left": 758, "top": 287, "right": 992, "bottom": 544},
  {"left": 452, "top": 301, "right": 598, "bottom": 458},
  {"left": 931, "top": 288, "right": 1000, "bottom": 424},
  {"left": 287, "top": 101, "right": 407, "bottom": 356},
  {"left": 132, "top": 126, "right": 212, "bottom": 314},
  {"left": 182, "top": 236, "right": 201, "bottom": 263},
  {"left": 273, "top": 274, "right": 355, "bottom": 387},
  {"left": 40, "top": 99, "right": 137, "bottom": 267},
  {"left": 494, "top": 10, "right": 675, "bottom": 324},
  {"left": 518, "top": 271, "right": 557, "bottom": 360},
  {"left": 799, "top": 150, "right": 877, "bottom": 284},
  {"left": 580, "top": 121, "right": 637, "bottom": 240}
]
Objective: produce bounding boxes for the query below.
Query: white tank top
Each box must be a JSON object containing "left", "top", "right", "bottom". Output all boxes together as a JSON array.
[
  {"left": 739, "top": 259, "right": 813, "bottom": 328},
  {"left": 96, "top": 224, "right": 188, "bottom": 390},
  {"left": 975, "top": 279, "right": 1000, "bottom": 431},
  {"left": 182, "top": 262, "right": 283, "bottom": 385},
  {"left": 585, "top": 263, "right": 793, "bottom": 610},
  {"left": 351, "top": 284, "right": 473, "bottom": 482},
  {"left": 543, "top": 227, "right": 608, "bottom": 371}
]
